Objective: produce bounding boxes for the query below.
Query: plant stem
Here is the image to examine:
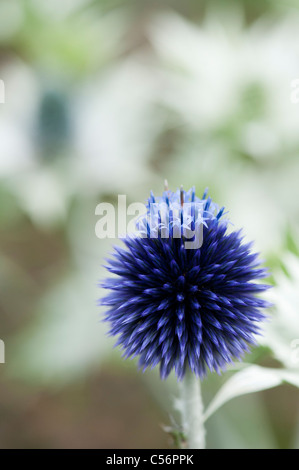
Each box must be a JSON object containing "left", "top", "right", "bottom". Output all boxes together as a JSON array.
[{"left": 179, "top": 367, "right": 206, "bottom": 449}]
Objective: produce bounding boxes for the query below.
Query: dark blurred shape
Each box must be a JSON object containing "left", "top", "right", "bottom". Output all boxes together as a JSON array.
[
  {"left": 0, "top": 217, "right": 68, "bottom": 336},
  {"left": 36, "top": 88, "right": 71, "bottom": 159},
  {"left": 0, "top": 368, "right": 169, "bottom": 449},
  {"left": 262, "top": 384, "right": 299, "bottom": 449}
]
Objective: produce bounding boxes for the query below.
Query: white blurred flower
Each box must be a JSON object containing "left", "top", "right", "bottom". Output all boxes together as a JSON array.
[
  {"left": 261, "top": 253, "right": 299, "bottom": 369},
  {"left": 148, "top": 11, "right": 299, "bottom": 157},
  {"left": 0, "top": 59, "right": 38, "bottom": 177},
  {"left": 72, "top": 56, "right": 163, "bottom": 194},
  {"left": 144, "top": 10, "right": 299, "bottom": 254}
]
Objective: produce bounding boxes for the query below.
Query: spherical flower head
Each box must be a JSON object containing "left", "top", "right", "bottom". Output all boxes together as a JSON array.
[{"left": 100, "top": 187, "right": 271, "bottom": 380}]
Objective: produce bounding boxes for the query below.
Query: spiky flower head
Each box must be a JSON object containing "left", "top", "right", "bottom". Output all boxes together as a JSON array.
[{"left": 100, "top": 186, "right": 270, "bottom": 380}]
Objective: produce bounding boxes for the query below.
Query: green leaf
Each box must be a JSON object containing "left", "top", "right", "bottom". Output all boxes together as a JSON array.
[{"left": 204, "top": 365, "right": 299, "bottom": 422}]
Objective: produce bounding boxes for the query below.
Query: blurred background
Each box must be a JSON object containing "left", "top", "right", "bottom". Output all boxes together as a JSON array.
[{"left": 1, "top": 0, "right": 299, "bottom": 449}]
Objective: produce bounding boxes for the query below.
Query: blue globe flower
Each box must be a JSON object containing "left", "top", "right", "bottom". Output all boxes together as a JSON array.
[{"left": 100, "top": 186, "right": 270, "bottom": 380}]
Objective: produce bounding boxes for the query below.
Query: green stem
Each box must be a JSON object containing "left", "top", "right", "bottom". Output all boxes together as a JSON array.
[{"left": 179, "top": 368, "right": 206, "bottom": 449}]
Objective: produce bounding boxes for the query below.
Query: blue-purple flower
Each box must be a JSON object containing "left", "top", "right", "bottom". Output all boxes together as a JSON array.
[{"left": 100, "top": 187, "right": 270, "bottom": 380}]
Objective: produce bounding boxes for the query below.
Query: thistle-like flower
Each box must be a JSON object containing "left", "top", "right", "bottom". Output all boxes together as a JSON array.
[{"left": 100, "top": 186, "right": 270, "bottom": 380}]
